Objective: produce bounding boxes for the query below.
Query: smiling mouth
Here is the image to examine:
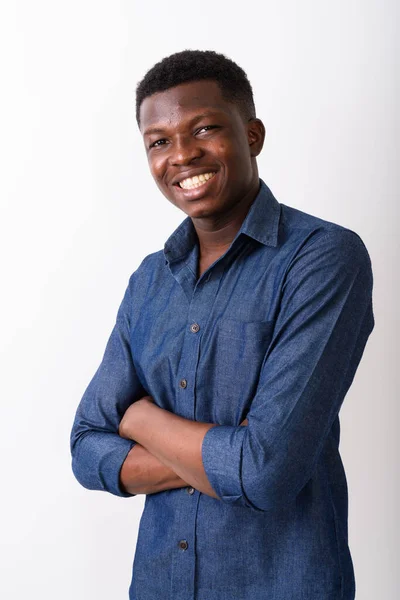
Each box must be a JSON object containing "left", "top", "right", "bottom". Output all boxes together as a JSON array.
[{"left": 177, "top": 171, "right": 217, "bottom": 190}]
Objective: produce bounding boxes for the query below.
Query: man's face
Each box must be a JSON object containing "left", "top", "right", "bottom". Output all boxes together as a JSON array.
[{"left": 139, "top": 80, "right": 265, "bottom": 221}]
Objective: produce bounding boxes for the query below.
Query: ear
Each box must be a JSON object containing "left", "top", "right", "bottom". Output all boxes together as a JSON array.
[{"left": 247, "top": 118, "right": 265, "bottom": 157}]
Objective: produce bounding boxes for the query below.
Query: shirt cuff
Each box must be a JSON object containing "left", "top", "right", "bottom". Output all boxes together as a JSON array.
[
  {"left": 73, "top": 432, "right": 137, "bottom": 498},
  {"left": 98, "top": 436, "right": 137, "bottom": 497},
  {"left": 201, "top": 425, "right": 248, "bottom": 507}
]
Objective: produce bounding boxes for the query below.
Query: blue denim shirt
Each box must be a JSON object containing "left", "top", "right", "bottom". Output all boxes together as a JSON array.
[{"left": 70, "top": 179, "right": 374, "bottom": 600}]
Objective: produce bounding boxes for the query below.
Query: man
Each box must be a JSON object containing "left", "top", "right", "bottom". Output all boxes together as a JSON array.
[{"left": 70, "top": 50, "right": 375, "bottom": 600}]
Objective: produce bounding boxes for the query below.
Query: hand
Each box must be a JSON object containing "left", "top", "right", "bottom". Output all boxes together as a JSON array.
[
  {"left": 240, "top": 418, "right": 248, "bottom": 426},
  {"left": 119, "top": 395, "right": 155, "bottom": 439}
]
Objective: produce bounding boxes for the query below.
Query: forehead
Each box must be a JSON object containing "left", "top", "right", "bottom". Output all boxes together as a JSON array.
[{"left": 140, "top": 80, "right": 238, "bottom": 133}]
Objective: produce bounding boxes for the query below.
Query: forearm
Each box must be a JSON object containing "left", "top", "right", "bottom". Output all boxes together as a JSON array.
[
  {"left": 119, "top": 399, "right": 219, "bottom": 499},
  {"left": 120, "top": 442, "right": 190, "bottom": 495}
]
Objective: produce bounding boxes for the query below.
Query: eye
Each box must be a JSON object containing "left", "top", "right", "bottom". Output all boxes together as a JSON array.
[
  {"left": 197, "top": 125, "right": 219, "bottom": 134},
  {"left": 149, "top": 138, "right": 168, "bottom": 149}
]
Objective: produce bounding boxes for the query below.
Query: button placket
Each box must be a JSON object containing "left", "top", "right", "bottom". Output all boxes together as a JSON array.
[
  {"left": 169, "top": 266, "right": 225, "bottom": 600},
  {"left": 174, "top": 265, "right": 222, "bottom": 425}
]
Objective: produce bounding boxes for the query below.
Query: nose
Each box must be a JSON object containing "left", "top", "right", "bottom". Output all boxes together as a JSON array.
[{"left": 168, "top": 135, "right": 203, "bottom": 166}]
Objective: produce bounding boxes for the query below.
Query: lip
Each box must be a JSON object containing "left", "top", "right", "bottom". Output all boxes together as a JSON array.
[{"left": 173, "top": 170, "right": 218, "bottom": 200}]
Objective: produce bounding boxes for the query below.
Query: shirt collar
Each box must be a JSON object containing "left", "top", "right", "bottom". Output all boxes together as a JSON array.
[{"left": 163, "top": 178, "right": 281, "bottom": 265}]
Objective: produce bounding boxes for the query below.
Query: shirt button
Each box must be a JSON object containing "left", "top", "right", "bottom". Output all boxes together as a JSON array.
[
  {"left": 190, "top": 323, "right": 200, "bottom": 333},
  {"left": 186, "top": 486, "right": 195, "bottom": 495},
  {"left": 179, "top": 378, "right": 187, "bottom": 389},
  {"left": 178, "top": 539, "right": 188, "bottom": 550}
]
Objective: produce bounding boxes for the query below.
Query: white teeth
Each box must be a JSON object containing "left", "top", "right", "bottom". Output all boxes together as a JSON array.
[{"left": 179, "top": 171, "right": 216, "bottom": 189}]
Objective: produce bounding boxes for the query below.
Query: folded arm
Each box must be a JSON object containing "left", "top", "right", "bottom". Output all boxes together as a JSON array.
[
  {"left": 70, "top": 270, "right": 246, "bottom": 498},
  {"left": 119, "top": 403, "right": 248, "bottom": 497},
  {"left": 201, "top": 229, "right": 375, "bottom": 511},
  {"left": 118, "top": 230, "right": 375, "bottom": 510},
  {"left": 70, "top": 276, "right": 190, "bottom": 497}
]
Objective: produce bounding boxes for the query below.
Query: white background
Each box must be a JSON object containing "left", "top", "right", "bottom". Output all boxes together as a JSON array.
[{"left": 0, "top": 1, "right": 398, "bottom": 598}]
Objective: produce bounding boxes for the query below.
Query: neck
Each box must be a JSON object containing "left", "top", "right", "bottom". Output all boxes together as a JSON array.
[{"left": 192, "top": 179, "right": 260, "bottom": 257}]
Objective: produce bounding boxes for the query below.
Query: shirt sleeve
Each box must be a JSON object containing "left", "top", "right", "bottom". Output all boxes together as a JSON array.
[
  {"left": 201, "top": 229, "right": 375, "bottom": 512},
  {"left": 70, "top": 275, "right": 147, "bottom": 497}
]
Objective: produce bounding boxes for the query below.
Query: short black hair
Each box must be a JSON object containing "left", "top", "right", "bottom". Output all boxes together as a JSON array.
[{"left": 135, "top": 49, "right": 256, "bottom": 127}]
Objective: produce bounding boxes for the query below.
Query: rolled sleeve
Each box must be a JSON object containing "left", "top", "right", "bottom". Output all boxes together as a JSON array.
[
  {"left": 201, "top": 229, "right": 375, "bottom": 511},
  {"left": 72, "top": 430, "right": 136, "bottom": 497},
  {"left": 70, "top": 275, "right": 146, "bottom": 497},
  {"left": 201, "top": 425, "right": 247, "bottom": 506}
]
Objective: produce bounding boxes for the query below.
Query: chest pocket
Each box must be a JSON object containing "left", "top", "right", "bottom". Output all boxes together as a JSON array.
[{"left": 207, "top": 317, "right": 274, "bottom": 424}]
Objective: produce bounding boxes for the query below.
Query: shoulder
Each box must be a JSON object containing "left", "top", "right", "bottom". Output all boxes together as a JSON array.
[
  {"left": 124, "top": 249, "right": 167, "bottom": 297},
  {"left": 134, "top": 249, "right": 166, "bottom": 273},
  {"left": 279, "top": 203, "right": 372, "bottom": 271}
]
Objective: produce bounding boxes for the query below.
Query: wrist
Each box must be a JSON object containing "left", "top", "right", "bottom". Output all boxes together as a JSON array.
[{"left": 119, "top": 399, "right": 148, "bottom": 440}]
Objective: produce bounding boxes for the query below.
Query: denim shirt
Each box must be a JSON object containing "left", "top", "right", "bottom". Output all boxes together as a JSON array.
[{"left": 70, "top": 179, "right": 375, "bottom": 600}]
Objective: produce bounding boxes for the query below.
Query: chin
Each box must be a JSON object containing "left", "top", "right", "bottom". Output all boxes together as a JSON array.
[{"left": 181, "top": 198, "right": 220, "bottom": 214}]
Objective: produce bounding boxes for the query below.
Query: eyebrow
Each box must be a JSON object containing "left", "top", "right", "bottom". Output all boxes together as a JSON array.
[{"left": 143, "top": 111, "right": 224, "bottom": 136}]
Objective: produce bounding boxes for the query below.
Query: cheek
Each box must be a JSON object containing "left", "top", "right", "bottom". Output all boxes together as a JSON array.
[
  {"left": 210, "top": 139, "right": 228, "bottom": 155},
  {"left": 148, "top": 157, "right": 165, "bottom": 182},
  {"left": 212, "top": 137, "right": 246, "bottom": 164},
  {"left": 208, "top": 142, "right": 234, "bottom": 169}
]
